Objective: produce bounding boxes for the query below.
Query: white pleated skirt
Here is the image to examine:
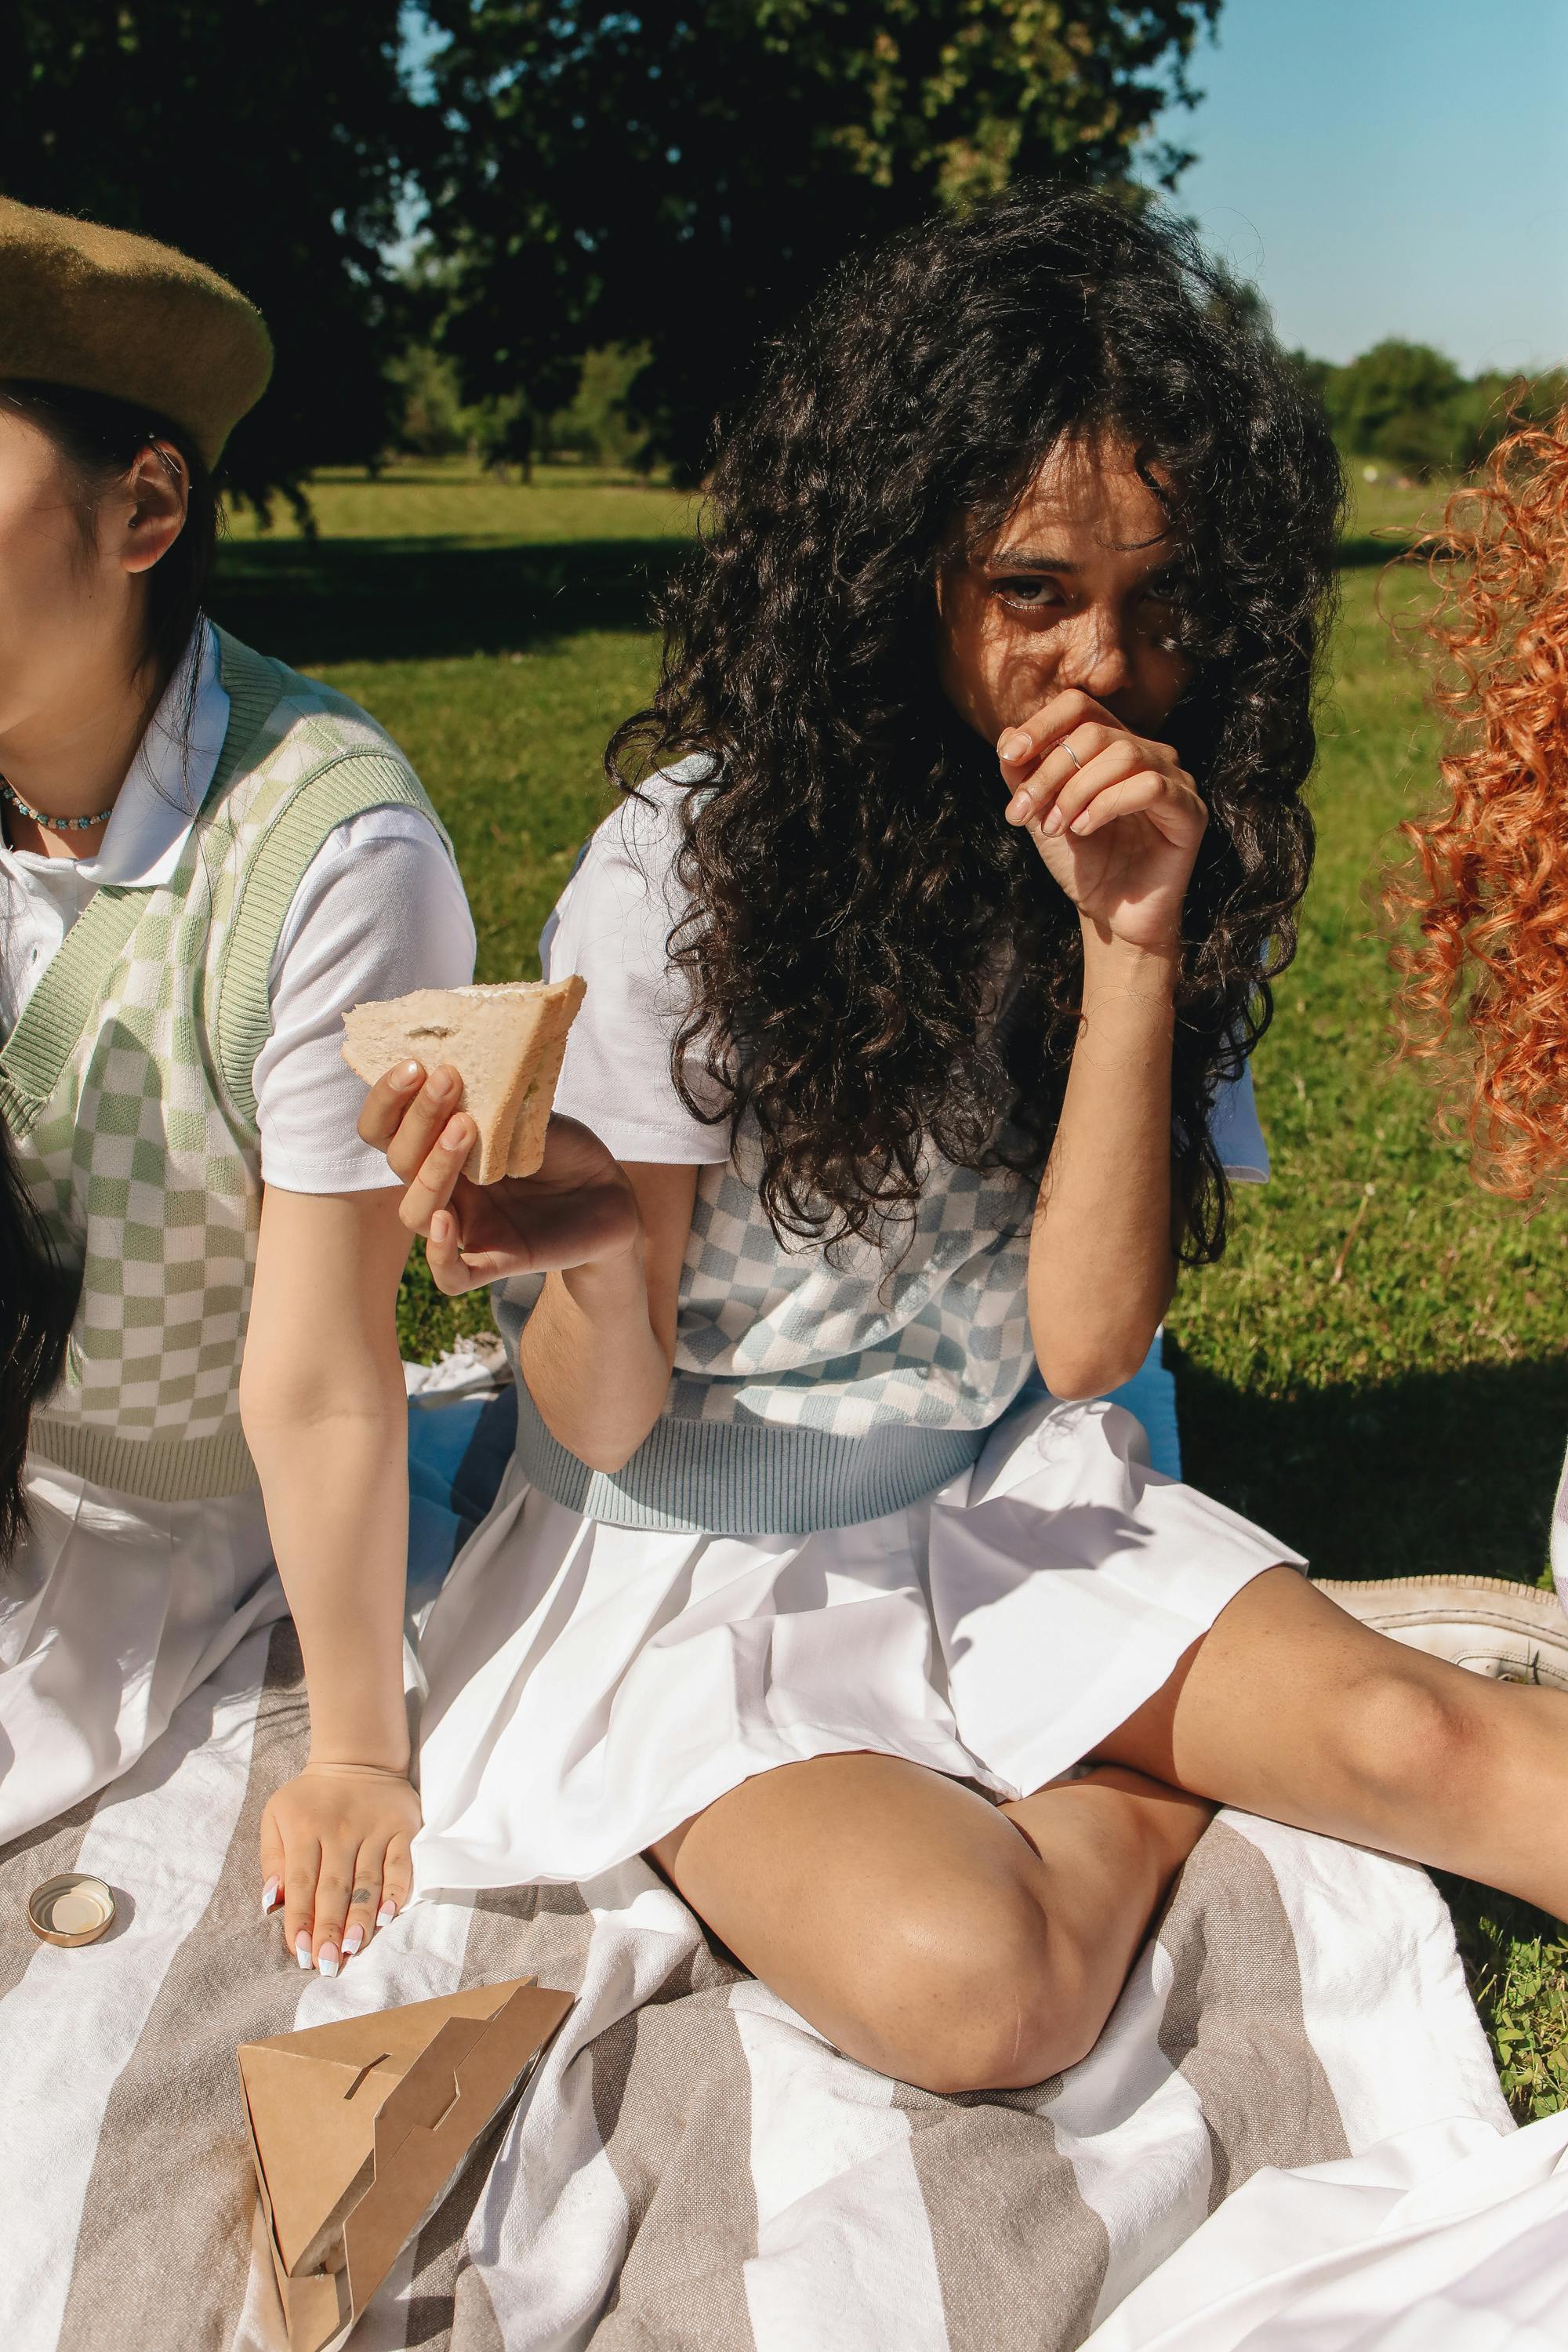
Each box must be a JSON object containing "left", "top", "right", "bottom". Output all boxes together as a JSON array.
[
  {"left": 411, "top": 1392, "right": 1301, "bottom": 1896},
  {"left": 0, "top": 1458, "right": 289, "bottom": 1845}
]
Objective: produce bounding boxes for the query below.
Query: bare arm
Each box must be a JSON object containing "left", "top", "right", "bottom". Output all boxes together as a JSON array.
[
  {"left": 996, "top": 688, "right": 1208, "bottom": 1400},
  {"left": 514, "top": 1161, "right": 697, "bottom": 1468},
  {"left": 240, "top": 1185, "right": 420, "bottom": 1969},
  {"left": 358, "top": 1062, "right": 698, "bottom": 1469},
  {"left": 1027, "top": 934, "right": 1178, "bottom": 1399}
]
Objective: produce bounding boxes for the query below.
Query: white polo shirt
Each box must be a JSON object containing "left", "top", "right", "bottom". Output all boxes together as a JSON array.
[{"left": 0, "top": 622, "right": 476, "bottom": 1192}]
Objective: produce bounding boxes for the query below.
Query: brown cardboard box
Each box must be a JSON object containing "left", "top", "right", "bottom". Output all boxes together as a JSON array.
[{"left": 238, "top": 1975, "right": 572, "bottom": 2352}]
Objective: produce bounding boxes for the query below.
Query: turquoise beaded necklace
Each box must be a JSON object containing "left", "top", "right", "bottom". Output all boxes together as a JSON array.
[{"left": 1, "top": 779, "right": 117, "bottom": 834}]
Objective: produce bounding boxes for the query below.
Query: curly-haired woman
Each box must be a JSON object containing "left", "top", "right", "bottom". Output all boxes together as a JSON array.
[
  {"left": 1385, "top": 400, "right": 1568, "bottom": 1594},
  {"left": 364, "top": 191, "right": 1568, "bottom": 2095}
]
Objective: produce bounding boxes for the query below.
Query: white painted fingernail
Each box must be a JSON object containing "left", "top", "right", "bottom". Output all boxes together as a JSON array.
[
  {"left": 342, "top": 1924, "right": 365, "bottom": 1958},
  {"left": 376, "top": 1900, "right": 397, "bottom": 1928},
  {"left": 261, "top": 1876, "right": 281, "bottom": 1915},
  {"left": 318, "top": 1944, "right": 340, "bottom": 1980},
  {"left": 295, "top": 1933, "right": 314, "bottom": 1970}
]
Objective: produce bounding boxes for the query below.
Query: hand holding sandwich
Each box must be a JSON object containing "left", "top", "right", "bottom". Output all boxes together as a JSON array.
[
  {"left": 351, "top": 975, "right": 680, "bottom": 1472},
  {"left": 358, "top": 1064, "right": 640, "bottom": 1295}
]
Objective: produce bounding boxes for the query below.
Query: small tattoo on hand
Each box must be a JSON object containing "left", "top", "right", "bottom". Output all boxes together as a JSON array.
[{"left": 351, "top": 1886, "right": 374, "bottom": 1906}]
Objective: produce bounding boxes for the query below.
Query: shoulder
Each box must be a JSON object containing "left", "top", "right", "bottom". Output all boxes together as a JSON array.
[
  {"left": 212, "top": 626, "right": 422, "bottom": 786},
  {"left": 541, "top": 760, "right": 715, "bottom": 989},
  {"left": 582, "top": 757, "right": 715, "bottom": 883},
  {"left": 554, "top": 757, "right": 715, "bottom": 930}
]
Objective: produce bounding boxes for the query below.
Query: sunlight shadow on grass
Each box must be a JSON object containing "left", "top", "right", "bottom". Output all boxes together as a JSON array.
[
  {"left": 210, "top": 535, "right": 683, "bottom": 665},
  {"left": 1169, "top": 1344, "right": 1568, "bottom": 1583}
]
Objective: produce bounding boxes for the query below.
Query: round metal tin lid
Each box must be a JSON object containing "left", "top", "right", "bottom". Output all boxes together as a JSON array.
[{"left": 27, "top": 1873, "right": 117, "bottom": 1947}]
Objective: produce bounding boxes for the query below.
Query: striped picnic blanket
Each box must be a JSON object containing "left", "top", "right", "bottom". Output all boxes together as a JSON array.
[{"left": 2, "top": 1617, "right": 1512, "bottom": 2352}]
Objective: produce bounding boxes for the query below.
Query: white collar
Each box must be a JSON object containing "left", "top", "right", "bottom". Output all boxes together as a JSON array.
[{"left": 2, "top": 620, "right": 230, "bottom": 891}]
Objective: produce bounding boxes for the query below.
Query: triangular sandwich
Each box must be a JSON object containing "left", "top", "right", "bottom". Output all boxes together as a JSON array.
[{"left": 342, "top": 976, "right": 586, "bottom": 1185}]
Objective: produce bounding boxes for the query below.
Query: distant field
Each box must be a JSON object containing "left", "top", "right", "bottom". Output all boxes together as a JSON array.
[{"left": 212, "top": 459, "right": 1568, "bottom": 2113}]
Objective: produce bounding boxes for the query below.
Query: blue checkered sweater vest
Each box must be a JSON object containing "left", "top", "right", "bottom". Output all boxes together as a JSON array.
[{"left": 499, "top": 794, "right": 1039, "bottom": 1537}]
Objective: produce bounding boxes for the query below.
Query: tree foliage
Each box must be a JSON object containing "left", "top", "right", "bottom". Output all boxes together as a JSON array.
[
  {"left": 422, "top": 0, "right": 1222, "bottom": 479},
  {"left": 1, "top": 0, "right": 423, "bottom": 511},
  {"left": 1305, "top": 339, "right": 1568, "bottom": 479}
]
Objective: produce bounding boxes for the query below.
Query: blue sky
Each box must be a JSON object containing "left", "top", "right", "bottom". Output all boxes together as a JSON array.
[{"left": 1152, "top": 0, "right": 1568, "bottom": 372}]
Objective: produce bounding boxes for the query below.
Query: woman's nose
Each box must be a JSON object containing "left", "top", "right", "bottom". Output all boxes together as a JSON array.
[{"left": 1057, "top": 608, "right": 1134, "bottom": 701}]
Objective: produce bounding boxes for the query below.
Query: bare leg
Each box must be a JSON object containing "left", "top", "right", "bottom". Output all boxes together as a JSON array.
[
  {"left": 1098, "top": 1564, "right": 1568, "bottom": 1918},
  {"left": 652, "top": 1563, "right": 1568, "bottom": 2096},
  {"left": 652, "top": 1751, "right": 1210, "bottom": 2094}
]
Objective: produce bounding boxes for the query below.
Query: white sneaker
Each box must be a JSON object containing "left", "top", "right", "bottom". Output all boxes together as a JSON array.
[{"left": 1312, "top": 1575, "right": 1568, "bottom": 1692}]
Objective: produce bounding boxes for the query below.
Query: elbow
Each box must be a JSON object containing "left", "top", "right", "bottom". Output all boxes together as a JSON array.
[
  {"left": 1036, "top": 1338, "right": 1154, "bottom": 1405},
  {"left": 528, "top": 1405, "right": 661, "bottom": 1477},
  {"left": 239, "top": 1360, "right": 405, "bottom": 1450},
  {"left": 572, "top": 1414, "right": 661, "bottom": 1475},
  {"left": 578, "top": 1439, "right": 641, "bottom": 1475}
]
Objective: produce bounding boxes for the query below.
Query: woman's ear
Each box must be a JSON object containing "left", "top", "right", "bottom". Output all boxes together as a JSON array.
[{"left": 118, "top": 441, "right": 189, "bottom": 576}]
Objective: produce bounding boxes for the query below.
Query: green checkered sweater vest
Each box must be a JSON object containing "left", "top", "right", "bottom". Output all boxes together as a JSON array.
[{"left": 0, "top": 628, "right": 452, "bottom": 1505}]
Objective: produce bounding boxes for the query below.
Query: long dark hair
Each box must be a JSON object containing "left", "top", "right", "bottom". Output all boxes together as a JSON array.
[
  {"left": 0, "top": 381, "right": 215, "bottom": 1550},
  {"left": 610, "top": 186, "right": 1344, "bottom": 1261},
  {"left": 0, "top": 1141, "right": 75, "bottom": 1554}
]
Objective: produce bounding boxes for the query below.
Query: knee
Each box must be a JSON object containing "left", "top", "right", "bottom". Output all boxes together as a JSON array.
[
  {"left": 850, "top": 1880, "right": 1100, "bottom": 2096},
  {"left": 1330, "top": 1649, "right": 1482, "bottom": 1808}
]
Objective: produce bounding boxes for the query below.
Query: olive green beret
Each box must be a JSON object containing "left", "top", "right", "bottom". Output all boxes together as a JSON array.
[{"left": 0, "top": 197, "right": 272, "bottom": 468}]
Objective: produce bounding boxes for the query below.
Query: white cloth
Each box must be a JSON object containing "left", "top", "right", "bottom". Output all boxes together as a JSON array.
[
  {"left": 0, "top": 620, "right": 476, "bottom": 1193},
  {"left": 0, "top": 1461, "right": 288, "bottom": 1844},
  {"left": 1079, "top": 2117, "right": 1568, "bottom": 2351},
  {"left": 412, "top": 1388, "right": 1299, "bottom": 1893}
]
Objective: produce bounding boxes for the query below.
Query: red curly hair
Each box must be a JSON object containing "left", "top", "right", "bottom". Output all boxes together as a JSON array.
[{"left": 1388, "top": 402, "right": 1568, "bottom": 1196}]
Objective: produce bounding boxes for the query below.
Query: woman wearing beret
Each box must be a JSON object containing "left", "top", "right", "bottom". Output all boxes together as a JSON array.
[{"left": 0, "top": 198, "right": 474, "bottom": 1976}]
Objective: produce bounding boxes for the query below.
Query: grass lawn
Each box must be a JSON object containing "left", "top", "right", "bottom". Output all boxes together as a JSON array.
[{"left": 213, "top": 457, "right": 1568, "bottom": 2114}]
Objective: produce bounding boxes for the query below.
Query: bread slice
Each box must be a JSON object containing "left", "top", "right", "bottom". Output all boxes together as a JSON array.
[{"left": 342, "top": 976, "right": 586, "bottom": 1185}]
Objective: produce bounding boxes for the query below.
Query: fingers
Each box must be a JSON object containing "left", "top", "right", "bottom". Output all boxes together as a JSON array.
[
  {"left": 340, "top": 1839, "right": 390, "bottom": 1961},
  {"left": 1057, "top": 768, "right": 1203, "bottom": 844},
  {"left": 381, "top": 1835, "right": 414, "bottom": 1929},
  {"left": 1005, "top": 724, "right": 1129, "bottom": 827},
  {"left": 397, "top": 1119, "right": 477, "bottom": 1241},
  {"left": 260, "top": 1805, "right": 285, "bottom": 1921},
  {"left": 356, "top": 1058, "right": 429, "bottom": 1149},
  {"left": 427, "top": 1206, "right": 490, "bottom": 1297},
  {"left": 282, "top": 1842, "right": 323, "bottom": 1971},
  {"left": 996, "top": 688, "right": 1118, "bottom": 772},
  {"left": 308, "top": 1843, "right": 357, "bottom": 1977},
  {"left": 1005, "top": 734, "right": 1202, "bottom": 849},
  {"left": 357, "top": 1062, "right": 467, "bottom": 1184}
]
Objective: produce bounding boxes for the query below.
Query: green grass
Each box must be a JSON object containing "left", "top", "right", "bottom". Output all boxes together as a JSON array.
[{"left": 211, "top": 459, "right": 1568, "bottom": 2112}]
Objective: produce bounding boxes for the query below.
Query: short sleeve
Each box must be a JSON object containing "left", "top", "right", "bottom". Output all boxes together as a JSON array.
[
  {"left": 1209, "top": 1056, "right": 1269, "bottom": 1185},
  {"left": 256, "top": 808, "right": 477, "bottom": 1192},
  {"left": 542, "top": 779, "right": 731, "bottom": 1165}
]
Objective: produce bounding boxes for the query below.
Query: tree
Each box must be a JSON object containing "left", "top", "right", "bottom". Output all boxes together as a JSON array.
[
  {"left": 387, "top": 345, "right": 474, "bottom": 459},
  {"left": 1, "top": 1, "right": 425, "bottom": 513},
  {"left": 422, "top": 0, "right": 1223, "bottom": 481},
  {"left": 1320, "top": 340, "right": 1468, "bottom": 477}
]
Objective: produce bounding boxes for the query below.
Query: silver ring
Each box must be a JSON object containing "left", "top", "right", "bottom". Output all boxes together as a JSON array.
[{"left": 1063, "top": 740, "right": 1083, "bottom": 771}]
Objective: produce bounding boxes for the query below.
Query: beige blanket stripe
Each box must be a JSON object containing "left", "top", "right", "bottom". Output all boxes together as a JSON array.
[
  {"left": 53, "top": 1626, "right": 311, "bottom": 2352},
  {"left": 895, "top": 2076, "right": 1112, "bottom": 2352},
  {"left": 590, "top": 1983, "right": 761, "bottom": 2349},
  {"left": 1154, "top": 1821, "right": 1352, "bottom": 2207}
]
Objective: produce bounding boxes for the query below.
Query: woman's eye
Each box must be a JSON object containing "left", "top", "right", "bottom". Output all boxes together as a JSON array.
[{"left": 994, "top": 576, "right": 1062, "bottom": 611}]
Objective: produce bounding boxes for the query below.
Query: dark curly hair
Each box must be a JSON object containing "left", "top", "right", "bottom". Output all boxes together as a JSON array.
[{"left": 609, "top": 185, "right": 1344, "bottom": 1261}]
